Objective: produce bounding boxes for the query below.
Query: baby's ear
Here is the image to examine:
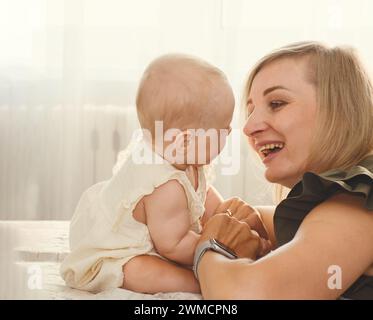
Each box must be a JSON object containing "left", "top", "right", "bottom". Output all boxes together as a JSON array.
[{"left": 174, "top": 130, "right": 194, "bottom": 153}]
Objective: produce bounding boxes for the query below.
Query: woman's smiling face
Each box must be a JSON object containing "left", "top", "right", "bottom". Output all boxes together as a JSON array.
[{"left": 243, "top": 57, "right": 318, "bottom": 188}]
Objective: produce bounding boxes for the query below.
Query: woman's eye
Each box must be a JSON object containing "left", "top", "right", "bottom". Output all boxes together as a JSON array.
[{"left": 269, "top": 100, "right": 286, "bottom": 109}]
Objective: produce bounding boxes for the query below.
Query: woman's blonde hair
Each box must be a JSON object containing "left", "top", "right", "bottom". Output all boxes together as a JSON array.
[{"left": 243, "top": 41, "right": 373, "bottom": 202}]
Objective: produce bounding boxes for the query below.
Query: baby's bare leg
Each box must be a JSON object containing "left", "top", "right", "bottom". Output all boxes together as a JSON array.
[{"left": 122, "top": 255, "right": 200, "bottom": 294}]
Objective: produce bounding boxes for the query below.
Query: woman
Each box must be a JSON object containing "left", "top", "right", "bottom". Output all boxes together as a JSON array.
[{"left": 195, "top": 41, "right": 373, "bottom": 299}]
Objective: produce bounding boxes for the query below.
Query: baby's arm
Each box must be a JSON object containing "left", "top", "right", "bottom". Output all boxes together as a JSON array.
[
  {"left": 200, "top": 186, "right": 224, "bottom": 227},
  {"left": 145, "top": 179, "right": 200, "bottom": 266}
]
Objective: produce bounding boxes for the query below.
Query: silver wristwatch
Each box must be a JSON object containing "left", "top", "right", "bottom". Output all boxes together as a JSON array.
[{"left": 193, "top": 239, "right": 237, "bottom": 280}]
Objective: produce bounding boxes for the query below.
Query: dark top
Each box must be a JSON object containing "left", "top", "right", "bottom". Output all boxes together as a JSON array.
[{"left": 273, "top": 155, "right": 373, "bottom": 299}]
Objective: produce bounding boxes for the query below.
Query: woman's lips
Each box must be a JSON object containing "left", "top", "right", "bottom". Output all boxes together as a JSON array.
[{"left": 262, "top": 148, "right": 282, "bottom": 165}]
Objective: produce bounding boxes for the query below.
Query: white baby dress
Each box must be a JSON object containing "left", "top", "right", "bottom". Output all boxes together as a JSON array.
[{"left": 60, "top": 134, "right": 211, "bottom": 293}]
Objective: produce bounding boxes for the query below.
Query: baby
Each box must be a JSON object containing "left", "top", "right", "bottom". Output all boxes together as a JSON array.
[{"left": 60, "top": 54, "right": 235, "bottom": 294}]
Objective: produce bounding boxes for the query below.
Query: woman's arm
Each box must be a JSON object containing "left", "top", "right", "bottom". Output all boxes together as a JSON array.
[{"left": 198, "top": 193, "right": 373, "bottom": 299}]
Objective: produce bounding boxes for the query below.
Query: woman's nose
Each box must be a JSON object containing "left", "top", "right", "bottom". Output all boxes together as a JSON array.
[{"left": 242, "top": 109, "right": 269, "bottom": 138}]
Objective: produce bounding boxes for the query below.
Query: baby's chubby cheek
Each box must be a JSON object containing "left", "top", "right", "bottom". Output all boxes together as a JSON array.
[
  {"left": 205, "top": 134, "right": 223, "bottom": 163},
  {"left": 187, "top": 129, "right": 229, "bottom": 164}
]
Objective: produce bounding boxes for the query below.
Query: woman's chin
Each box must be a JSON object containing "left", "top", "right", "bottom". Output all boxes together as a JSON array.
[
  {"left": 264, "top": 168, "right": 302, "bottom": 188},
  {"left": 264, "top": 168, "right": 290, "bottom": 185},
  {"left": 264, "top": 169, "right": 281, "bottom": 183}
]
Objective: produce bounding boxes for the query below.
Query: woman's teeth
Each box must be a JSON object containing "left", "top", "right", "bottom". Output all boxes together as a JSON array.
[{"left": 259, "top": 143, "right": 284, "bottom": 157}]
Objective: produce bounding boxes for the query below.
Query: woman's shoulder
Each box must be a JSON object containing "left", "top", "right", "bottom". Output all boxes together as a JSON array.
[
  {"left": 304, "top": 192, "right": 373, "bottom": 232},
  {"left": 274, "top": 155, "right": 373, "bottom": 246},
  {"left": 317, "top": 155, "right": 373, "bottom": 209}
]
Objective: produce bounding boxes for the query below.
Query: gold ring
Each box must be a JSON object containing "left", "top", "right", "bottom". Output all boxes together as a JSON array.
[{"left": 226, "top": 209, "right": 232, "bottom": 217}]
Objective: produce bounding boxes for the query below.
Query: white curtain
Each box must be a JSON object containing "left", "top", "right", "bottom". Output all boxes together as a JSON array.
[{"left": 1, "top": 0, "right": 373, "bottom": 220}]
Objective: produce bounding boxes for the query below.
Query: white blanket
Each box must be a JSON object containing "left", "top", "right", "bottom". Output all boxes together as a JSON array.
[{"left": 0, "top": 221, "right": 201, "bottom": 300}]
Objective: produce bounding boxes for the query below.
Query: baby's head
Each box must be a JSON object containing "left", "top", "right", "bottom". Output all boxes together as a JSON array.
[{"left": 136, "top": 54, "right": 235, "bottom": 167}]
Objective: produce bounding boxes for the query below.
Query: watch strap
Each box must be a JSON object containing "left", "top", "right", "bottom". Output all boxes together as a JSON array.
[{"left": 193, "top": 239, "right": 237, "bottom": 280}]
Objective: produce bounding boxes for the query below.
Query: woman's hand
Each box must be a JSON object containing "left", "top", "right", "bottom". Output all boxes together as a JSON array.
[
  {"left": 213, "top": 197, "right": 272, "bottom": 256},
  {"left": 215, "top": 197, "right": 269, "bottom": 239},
  {"left": 198, "top": 213, "right": 265, "bottom": 260}
]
